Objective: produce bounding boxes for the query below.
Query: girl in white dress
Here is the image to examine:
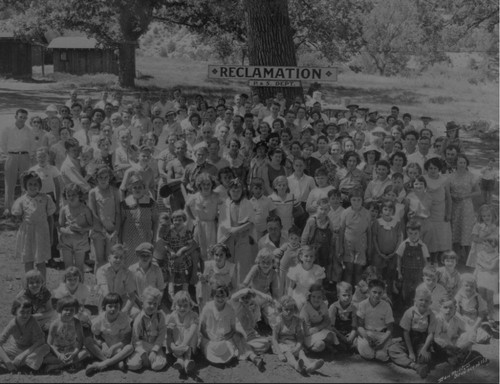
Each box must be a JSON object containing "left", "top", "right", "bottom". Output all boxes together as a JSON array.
[{"left": 287, "top": 245, "right": 326, "bottom": 310}]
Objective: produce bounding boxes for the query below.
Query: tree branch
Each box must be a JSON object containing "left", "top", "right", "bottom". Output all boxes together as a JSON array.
[{"left": 152, "top": 15, "right": 202, "bottom": 28}]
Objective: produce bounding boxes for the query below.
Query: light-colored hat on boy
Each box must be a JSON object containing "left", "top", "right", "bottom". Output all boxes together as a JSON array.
[{"left": 135, "top": 242, "right": 154, "bottom": 255}]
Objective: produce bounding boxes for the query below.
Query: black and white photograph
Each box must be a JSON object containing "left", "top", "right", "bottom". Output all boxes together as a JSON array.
[{"left": 0, "top": 0, "right": 498, "bottom": 382}]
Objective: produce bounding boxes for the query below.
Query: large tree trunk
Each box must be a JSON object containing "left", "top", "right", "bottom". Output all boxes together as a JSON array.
[
  {"left": 244, "top": 0, "right": 301, "bottom": 105},
  {"left": 117, "top": 42, "right": 136, "bottom": 88}
]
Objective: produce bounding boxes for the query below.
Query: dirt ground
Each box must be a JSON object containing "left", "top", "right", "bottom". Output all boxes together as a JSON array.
[{"left": 0, "top": 80, "right": 498, "bottom": 383}]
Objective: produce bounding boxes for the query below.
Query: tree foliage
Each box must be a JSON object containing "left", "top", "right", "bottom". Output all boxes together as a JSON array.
[
  {"left": 448, "top": 0, "right": 499, "bottom": 35},
  {"left": 154, "top": 0, "right": 246, "bottom": 43},
  {"left": 288, "top": 0, "right": 371, "bottom": 62},
  {"left": 361, "top": 0, "right": 424, "bottom": 75},
  {"left": 3, "top": 0, "right": 498, "bottom": 81}
]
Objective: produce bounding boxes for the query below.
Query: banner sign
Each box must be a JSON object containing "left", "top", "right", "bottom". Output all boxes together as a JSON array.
[
  {"left": 248, "top": 79, "right": 302, "bottom": 87},
  {"left": 208, "top": 65, "right": 337, "bottom": 82}
]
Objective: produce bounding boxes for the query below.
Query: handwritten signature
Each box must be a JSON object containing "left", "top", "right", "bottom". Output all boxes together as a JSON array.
[{"left": 438, "top": 357, "right": 489, "bottom": 383}]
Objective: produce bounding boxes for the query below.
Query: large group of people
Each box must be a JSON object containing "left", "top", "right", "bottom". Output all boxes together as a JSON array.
[{"left": 0, "top": 86, "right": 498, "bottom": 379}]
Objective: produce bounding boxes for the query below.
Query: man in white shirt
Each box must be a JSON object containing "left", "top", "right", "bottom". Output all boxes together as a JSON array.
[
  {"left": 65, "top": 89, "right": 81, "bottom": 108},
  {"left": 262, "top": 102, "right": 285, "bottom": 127},
  {"left": 73, "top": 116, "right": 92, "bottom": 146},
  {"left": 288, "top": 156, "right": 315, "bottom": 228},
  {"left": 177, "top": 106, "right": 191, "bottom": 131},
  {"left": 206, "top": 138, "right": 230, "bottom": 170},
  {"left": 70, "top": 102, "right": 83, "bottom": 132},
  {"left": 228, "top": 115, "right": 244, "bottom": 141},
  {"left": 232, "top": 94, "right": 246, "bottom": 117},
  {"left": 250, "top": 94, "right": 265, "bottom": 117},
  {"left": 407, "top": 136, "right": 437, "bottom": 170},
  {"left": 94, "top": 90, "right": 109, "bottom": 110},
  {"left": 202, "top": 106, "right": 218, "bottom": 132},
  {"left": 403, "top": 131, "right": 419, "bottom": 156},
  {"left": 1, "top": 109, "right": 36, "bottom": 216},
  {"left": 152, "top": 89, "right": 174, "bottom": 118},
  {"left": 258, "top": 97, "right": 274, "bottom": 121},
  {"left": 215, "top": 108, "right": 234, "bottom": 135}
]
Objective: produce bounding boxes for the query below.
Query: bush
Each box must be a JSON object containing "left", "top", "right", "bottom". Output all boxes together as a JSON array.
[
  {"left": 142, "top": 34, "right": 153, "bottom": 46},
  {"left": 167, "top": 40, "right": 176, "bottom": 54},
  {"left": 429, "top": 96, "right": 455, "bottom": 104},
  {"left": 159, "top": 46, "right": 168, "bottom": 58}
]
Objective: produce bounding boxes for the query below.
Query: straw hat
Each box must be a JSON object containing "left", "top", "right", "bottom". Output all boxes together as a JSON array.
[{"left": 204, "top": 340, "right": 237, "bottom": 364}]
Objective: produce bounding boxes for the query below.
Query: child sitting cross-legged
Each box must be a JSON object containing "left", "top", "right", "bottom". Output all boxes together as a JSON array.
[
  {"left": 454, "top": 273, "right": 491, "bottom": 345},
  {"left": 85, "top": 293, "right": 134, "bottom": 376},
  {"left": 127, "top": 286, "right": 167, "bottom": 372},
  {"left": 329, "top": 282, "right": 357, "bottom": 353},
  {"left": 229, "top": 288, "right": 273, "bottom": 370},
  {"left": 300, "top": 284, "right": 338, "bottom": 353},
  {"left": 199, "top": 283, "right": 240, "bottom": 365},
  {"left": 0, "top": 297, "right": 50, "bottom": 373},
  {"left": 44, "top": 297, "right": 90, "bottom": 373},
  {"left": 356, "top": 279, "right": 394, "bottom": 362},
  {"left": 433, "top": 297, "right": 486, "bottom": 368},
  {"left": 388, "top": 287, "right": 436, "bottom": 379},
  {"left": 166, "top": 291, "right": 199, "bottom": 375},
  {"left": 272, "top": 295, "right": 324, "bottom": 374}
]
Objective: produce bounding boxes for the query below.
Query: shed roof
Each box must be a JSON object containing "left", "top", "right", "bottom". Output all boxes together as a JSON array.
[{"left": 48, "top": 36, "right": 102, "bottom": 49}]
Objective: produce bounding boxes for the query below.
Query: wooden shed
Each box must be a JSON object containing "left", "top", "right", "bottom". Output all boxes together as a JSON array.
[
  {"left": 0, "top": 32, "right": 33, "bottom": 78},
  {"left": 48, "top": 37, "right": 118, "bottom": 75}
]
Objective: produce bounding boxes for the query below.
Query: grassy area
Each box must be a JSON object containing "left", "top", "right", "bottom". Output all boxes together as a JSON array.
[{"left": 33, "top": 55, "right": 499, "bottom": 125}]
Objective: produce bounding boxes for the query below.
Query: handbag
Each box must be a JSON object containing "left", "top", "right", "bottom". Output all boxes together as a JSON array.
[{"left": 292, "top": 195, "right": 305, "bottom": 218}]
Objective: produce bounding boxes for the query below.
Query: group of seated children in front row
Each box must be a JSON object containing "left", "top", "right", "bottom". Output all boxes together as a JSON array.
[{"left": 0, "top": 224, "right": 495, "bottom": 379}]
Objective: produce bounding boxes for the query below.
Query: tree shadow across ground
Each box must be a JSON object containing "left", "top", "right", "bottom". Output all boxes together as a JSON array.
[{"left": 0, "top": 87, "right": 66, "bottom": 113}]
